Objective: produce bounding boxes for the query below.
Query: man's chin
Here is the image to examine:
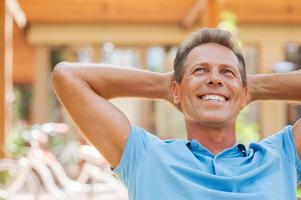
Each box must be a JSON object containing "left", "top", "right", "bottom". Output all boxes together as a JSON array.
[{"left": 197, "top": 116, "right": 231, "bottom": 127}]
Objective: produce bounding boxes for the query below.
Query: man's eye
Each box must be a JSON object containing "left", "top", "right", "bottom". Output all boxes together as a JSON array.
[
  {"left": 194, "top": 68, "right": 206, "bottom": 73},
  {"left": 222, "top": 69, "right": 234, "bottom": 76}
]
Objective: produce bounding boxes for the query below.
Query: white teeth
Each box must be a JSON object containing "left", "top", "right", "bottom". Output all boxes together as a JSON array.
[{"left": 201, "top": 95, "right": 226, "bottom": 102}]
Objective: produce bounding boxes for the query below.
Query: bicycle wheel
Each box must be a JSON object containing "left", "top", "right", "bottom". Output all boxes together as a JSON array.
[{"left": 0, "top": 158, "right": 40, "bottom": 200}]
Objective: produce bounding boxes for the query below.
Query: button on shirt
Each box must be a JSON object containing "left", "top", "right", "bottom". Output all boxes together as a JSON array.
[{"left": 113, "top": 126, "right": 301, "bottom": 200}]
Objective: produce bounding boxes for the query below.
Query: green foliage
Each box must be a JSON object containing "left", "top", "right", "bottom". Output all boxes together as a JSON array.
[
  {"left": 6, "top": 123, "right": 29, "bottom": 158},
  {"left": 236, "top": 107, "right": 260, "bottom": 145},
  {"left": 219, "top": 11, "right": 237, "bottom": 34},
  {"left": 13, "top": 85, "right": 32, "bottom": 123},
  {"left": 0, "top": 171, "right": 9, "bottom": 185}
]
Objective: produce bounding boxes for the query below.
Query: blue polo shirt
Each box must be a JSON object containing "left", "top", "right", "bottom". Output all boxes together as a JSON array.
[{"left": 113, "top": 125, "right": 301, "bottom": 200}]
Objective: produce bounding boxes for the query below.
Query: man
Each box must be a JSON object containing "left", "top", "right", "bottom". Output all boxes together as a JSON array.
[{"left": 51, "top": 28, "right": 301, "bottom": 200}]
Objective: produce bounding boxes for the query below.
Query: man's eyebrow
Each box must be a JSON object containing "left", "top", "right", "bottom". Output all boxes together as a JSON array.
[
  {"left": 191, "top": 62, "right": 238, "bottom": 70},
  {"left": 191, "top": 62, "right": 210, "bottom": 68},
  {"left": 219, "top": 64, "right": 239, "bottom": 71}
]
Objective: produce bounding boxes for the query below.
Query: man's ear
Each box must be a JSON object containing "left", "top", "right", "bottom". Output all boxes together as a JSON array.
[{"left": 172, "top": 81, "right": 181, "bottom": 104}]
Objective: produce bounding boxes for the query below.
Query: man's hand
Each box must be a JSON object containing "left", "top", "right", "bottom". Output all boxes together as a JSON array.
[
  {"left": 246, "top": 70, "right": 301, "bottom": 158},
  {"left": 163, "top": 72, "right": 182, "bottom": 111},
  {"left": 245, "top": 71, "right": 301, "bottom": 102},
  {"left": 246, "top": 74, "right": 256, "bottom": 105}
]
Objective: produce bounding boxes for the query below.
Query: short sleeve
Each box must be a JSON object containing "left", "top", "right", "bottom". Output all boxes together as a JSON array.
[
  {"left": 113, "top": 126, "right": 161, "bottom": 186},
  {"left": 261, "top": 125, "right": 301, "bottom": 182}
]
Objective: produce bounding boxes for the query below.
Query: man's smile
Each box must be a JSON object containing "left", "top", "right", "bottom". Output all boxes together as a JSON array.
[
  {"left": 197, "top": 94, "right": 229, "bottom": 104},
  {"left": 201, "top": 94, "right": 226, "bottom": 102}
]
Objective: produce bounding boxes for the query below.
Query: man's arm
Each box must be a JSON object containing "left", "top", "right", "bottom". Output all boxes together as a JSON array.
[
  {"left": 247, "top": 70, "right": 301, "bottom": 157},
  {"left": 51, "top": 62, "right": 173, "bottom": 168},
  {"left": 248, "top": 71, "right": 301, "bottom": 102}
]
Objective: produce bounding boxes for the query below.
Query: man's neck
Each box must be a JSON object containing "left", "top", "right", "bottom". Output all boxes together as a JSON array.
[{"left": 185, "top": 120, "right": 236, "bottom": 155}]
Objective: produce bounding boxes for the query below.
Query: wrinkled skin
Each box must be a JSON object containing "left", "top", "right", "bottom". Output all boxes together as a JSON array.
[{"left": 172, "top": 43, "right": 248, "bottom": 128}]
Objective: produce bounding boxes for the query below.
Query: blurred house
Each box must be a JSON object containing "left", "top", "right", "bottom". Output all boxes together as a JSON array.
[{"left": 6, "top": 0, "right": 301, "bottom": 147}]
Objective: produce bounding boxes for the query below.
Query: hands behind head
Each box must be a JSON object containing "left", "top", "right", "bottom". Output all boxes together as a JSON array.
[
  {"left": 246, "top": 74, "right": 255, "bottom": 105},
  {"left": 165, "top": 72, "right": 182, "bottom": 111}
]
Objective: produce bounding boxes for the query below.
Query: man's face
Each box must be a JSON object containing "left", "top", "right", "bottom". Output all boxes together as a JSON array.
[{"left": 172, "top": 43, "right": 247, "bottom": 127}]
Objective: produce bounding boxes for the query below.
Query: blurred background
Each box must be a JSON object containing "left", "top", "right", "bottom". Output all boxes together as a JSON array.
[{"left": 1, "top": 0, "right": 301, "bottom": 198}]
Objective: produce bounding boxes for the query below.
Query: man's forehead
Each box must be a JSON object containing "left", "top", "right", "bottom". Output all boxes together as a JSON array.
[{"left": 185, "top": 43, "right": 240, "bottom": 67}]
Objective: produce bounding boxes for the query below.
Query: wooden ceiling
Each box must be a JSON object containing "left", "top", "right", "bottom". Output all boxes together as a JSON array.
[
  {"left": 224, "top": 0, "right": 301, "bottom": 24},
  {"left": 18, "top": 0, "right": 195, "bottom": 24},
  {"left": 18, "top": 0, "right": 301, "bottom": 25}
]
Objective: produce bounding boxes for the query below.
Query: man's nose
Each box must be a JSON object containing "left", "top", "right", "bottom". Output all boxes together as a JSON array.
[{"left": 207, "top": 70, "right": 222, "bottom": 86}]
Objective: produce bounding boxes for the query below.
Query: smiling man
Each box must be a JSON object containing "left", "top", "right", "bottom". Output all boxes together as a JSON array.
[{"left": 51, "top": 28, "right": 301, "bottom": 200}]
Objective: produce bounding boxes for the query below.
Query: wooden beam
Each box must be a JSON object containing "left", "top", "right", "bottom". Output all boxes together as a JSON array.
[
  {"left": 0, "top": 0, "right": 5, "bottom": 158},
  {"left": 27, "top": 24, "right": 199, "bottom": 46},
  {"left": 181, "top": 0, "right": 207, "bottom": 29},
  {"left": 19, "top": 0, "right": 195, "bottom": 24},
  {"left": 202, "top": 0, "right": 221, "bottom": 27},
  {"left": 0, "top": 0, "right": 13, "bottom": 158},
  {"left": 6, "top": 0, "right": 26, "bottom": 28},
  {"left": 16, "top": 0, "right": 301, "bottom": 25},
  {"left": 139, "top": 48, "right": 156, "bottom": 133},
  {"left": 223, "top": 0, "right": 301, "bottom": 25},
  {"left": 13, "top": 24, "right": 34, "bottom": 84},
  {"left": 31, "top": 47, "right": 51, "bottom": 123}
]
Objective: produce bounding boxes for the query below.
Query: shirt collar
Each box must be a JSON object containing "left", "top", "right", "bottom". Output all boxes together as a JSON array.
[{"left": 185, "top": 139, "right": 247, "bottom": 158}]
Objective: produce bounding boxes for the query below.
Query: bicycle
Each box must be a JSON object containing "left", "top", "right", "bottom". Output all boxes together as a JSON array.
[{"left": 0, "top": 123, "right": 128, "bottom": 200}]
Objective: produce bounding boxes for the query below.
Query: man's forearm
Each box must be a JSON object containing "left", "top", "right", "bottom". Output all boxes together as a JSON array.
[
  {"left": 249, "top": 70, "right": 301, "bottom": 102},
  {"left": 53, "top": 62, "right": 172, "bottom": 100}
]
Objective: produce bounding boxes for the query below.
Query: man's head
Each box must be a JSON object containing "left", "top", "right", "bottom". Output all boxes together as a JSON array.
[
  {"left": 172, "top": 28, "right": 248, "bottom": 127},
  {"left": 174, "top": 28, "right": 246, "bottom": 86}
]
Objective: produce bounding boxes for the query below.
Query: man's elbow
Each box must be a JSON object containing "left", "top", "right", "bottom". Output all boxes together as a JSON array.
[
  {"left": 52, "top": 61, "right": 71, "bottom": 75},
  {"left": 51, "top": 62, "right": 73, "bottom": 89},
  {"left": 53, "top": 61, "right": 75, "bottom": 77}
]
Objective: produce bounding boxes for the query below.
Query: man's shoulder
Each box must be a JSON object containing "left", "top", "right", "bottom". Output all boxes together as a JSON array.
[
  {"left": 243, "top": 126, "right": 294, "bottom": 157},
  {"left": 131, "top": 126, "right": 186, "bottom": 145},
  {"left": 257, "top": 125, "right": 299, "bottom": 163},
  {"left": 259, "top": 125, "right": 292, "bottom": 146},
  {"left": 162, "top": 138, "right": 186, "bottom": 144}
]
